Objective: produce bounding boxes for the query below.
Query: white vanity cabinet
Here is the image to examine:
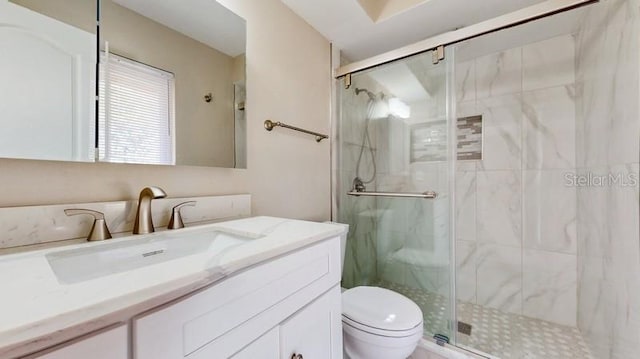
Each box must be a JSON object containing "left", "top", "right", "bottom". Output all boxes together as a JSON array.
[
  {"left": 29, "top": 326, "right": 127, "bottom": 359},
  {"left": 133, "top": 238, "right": 343, "bottom": 359}
]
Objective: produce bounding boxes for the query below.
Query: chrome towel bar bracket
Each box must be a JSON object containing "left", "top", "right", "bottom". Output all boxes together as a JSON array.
[{"left": 264, "top": 119, "right": 329, "bottom": 142}]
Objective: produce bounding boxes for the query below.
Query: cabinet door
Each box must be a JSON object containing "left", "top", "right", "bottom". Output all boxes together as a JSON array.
[
  {"left": 231, "top": 328, "right": 279, "bottom": 359},
  {"left": 280, "top": 286, "right": 342, "bottom": 359},
  {"left": 135, "top": 238, "right": 341, "bottom": 359},
  {"left": 32, "top": 326, "right": 128, "bottom": 359}
]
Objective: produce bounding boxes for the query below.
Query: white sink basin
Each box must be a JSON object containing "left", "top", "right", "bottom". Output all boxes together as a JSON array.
[{"left": 46, "top": 229, "right": 254, "bottom": 284}]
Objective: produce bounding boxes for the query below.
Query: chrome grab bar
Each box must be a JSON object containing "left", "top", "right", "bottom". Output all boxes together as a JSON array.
[
  {"left": 347, "top": 191, "right": 437, "bottom": 199},
  {"left": 264, "top": 119, "right": 329, "bottom": 142}
]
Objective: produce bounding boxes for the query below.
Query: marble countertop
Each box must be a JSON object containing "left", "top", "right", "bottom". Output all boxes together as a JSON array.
[{"left": 0, "top": 216, "right": 346, "bottom": 358}]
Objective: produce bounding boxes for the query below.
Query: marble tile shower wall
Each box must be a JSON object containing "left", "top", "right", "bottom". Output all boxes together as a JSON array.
[
  {"left": 455, "top": 34, "right": 579, "bottom": 327},
  {"left": 574, "top": 0, "right": 640, "bottom": 358}
]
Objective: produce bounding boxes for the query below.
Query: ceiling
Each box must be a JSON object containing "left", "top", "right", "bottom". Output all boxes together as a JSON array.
[
  {"left": 113, "top": 0, "right": 246, "bottom": 57},
  {"left": 279, "top": 0, "right": 588, "bottom": 112},
  {"left": 280, "top": 0, "right": 551, "bottom": 61}
]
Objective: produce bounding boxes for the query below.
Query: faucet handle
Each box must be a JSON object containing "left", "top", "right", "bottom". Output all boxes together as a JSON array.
[
  {"left": 64, "top": 209, "right": 112, "bottom": 241},
  {"left": 168, "top": 201, "right": 196, "bottom": 230}
]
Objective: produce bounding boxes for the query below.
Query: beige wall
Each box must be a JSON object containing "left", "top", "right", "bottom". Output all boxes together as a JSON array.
[
  {"left": 232, "top": 54, "right": 246, "bottom": 84},
  {"left": 0, "top": 0, "right": 332, "bottom": 221},
  {"left": 11, "top": 0, "right": 96, "bottom": 33}
]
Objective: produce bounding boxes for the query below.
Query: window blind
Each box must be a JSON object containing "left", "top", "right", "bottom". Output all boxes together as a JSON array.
[{"left": 99, "top": 53, "right": 175, "bottom": 165}]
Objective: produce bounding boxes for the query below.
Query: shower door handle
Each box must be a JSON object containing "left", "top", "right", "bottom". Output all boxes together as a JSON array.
[{"left": 347, "top": 191, "right": 437, "bottom": 199}]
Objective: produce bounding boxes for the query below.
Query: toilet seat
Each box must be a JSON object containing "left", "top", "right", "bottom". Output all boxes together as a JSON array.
[
  {"left": 342, "top": 315, "right": 423, "bottom": 338},
  {"left": 342, "top": 286, "right": 423, "bottom": 337}
]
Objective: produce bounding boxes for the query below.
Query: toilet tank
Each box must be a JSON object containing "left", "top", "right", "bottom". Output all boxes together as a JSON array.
[{"left": 324, "top": 222, "right": 349, "bottom": 273}]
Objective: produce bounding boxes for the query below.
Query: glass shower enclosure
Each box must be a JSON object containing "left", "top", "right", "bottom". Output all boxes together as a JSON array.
[
  {"left": 335, "top": 1, "right": 640, "bottom": 358},
  {"left": 337, "top": 49, "right": 456, "bottom": 341}
]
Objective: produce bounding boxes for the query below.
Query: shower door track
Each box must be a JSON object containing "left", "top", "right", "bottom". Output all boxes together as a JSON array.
[{"left": 334, "top": 0, "right": 597, "bottom": 78}]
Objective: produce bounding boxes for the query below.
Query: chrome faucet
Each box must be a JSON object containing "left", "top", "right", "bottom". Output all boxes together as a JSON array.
[{"left": 133, "top": 186, "right": 167, "bottom": 234}]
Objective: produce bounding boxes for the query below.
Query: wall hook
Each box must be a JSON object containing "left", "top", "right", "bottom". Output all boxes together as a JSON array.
[{"left": 204, "top": 93, "right": 213, "bottom": 103}]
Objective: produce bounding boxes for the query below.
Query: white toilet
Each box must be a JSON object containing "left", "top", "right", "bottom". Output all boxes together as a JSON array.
[
  {"left": 342, "top": 286, "right": 424, "bottom": 358},
  {"left": 336, "top": 224, "right": 424, "bottom": 359}
]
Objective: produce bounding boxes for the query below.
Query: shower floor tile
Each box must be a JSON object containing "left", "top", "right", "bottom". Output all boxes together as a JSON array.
[{"left": 378, "top": 281, "right": 594, "bottom": 359}]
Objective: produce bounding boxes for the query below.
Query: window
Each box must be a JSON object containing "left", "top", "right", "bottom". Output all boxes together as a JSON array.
[{"left": 98, "top": 53, "right": 175, "bottom": 165}]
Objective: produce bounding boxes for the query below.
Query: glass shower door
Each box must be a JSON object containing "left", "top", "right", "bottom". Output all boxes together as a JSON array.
[{"left": 337, "top": 49, "right": 455, "bottom": 340}]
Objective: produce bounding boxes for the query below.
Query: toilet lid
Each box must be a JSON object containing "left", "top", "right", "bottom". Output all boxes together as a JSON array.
[{"left": 342, "top": 286, "right": 423, "bottom": 332}]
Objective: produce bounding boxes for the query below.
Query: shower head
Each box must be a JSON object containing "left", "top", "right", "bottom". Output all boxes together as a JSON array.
[{"left": 355, "top": 87, "right": 378, "bottom": 101}]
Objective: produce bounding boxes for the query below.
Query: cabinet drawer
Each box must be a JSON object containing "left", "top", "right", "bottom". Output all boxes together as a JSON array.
[{"left": 134, "top": 238, "right": 340, "bottom": 359}]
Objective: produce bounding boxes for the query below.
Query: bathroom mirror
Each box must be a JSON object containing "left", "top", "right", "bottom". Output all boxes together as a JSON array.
[
  {"left": 100, "top": 0, "right": 247, "bottom": 168},
  {"left": 1, "top": 0, "right": 97, "bottom": 162},
  {"left": 0, "top": 0, "right": 247, "bottom": 168}
]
